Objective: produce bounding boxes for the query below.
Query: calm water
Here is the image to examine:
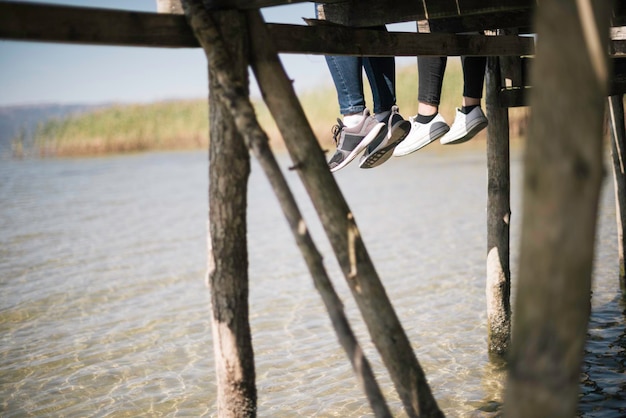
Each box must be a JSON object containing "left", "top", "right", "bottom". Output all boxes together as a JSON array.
[{"left": 1, "top": 145, "right": 624, "bottom": 417}]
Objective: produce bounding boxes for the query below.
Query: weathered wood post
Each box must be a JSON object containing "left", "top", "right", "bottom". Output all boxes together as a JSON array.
[
  {"left": 504, "top": 0, "right": 611, "bottom": 415},
  {"left": 163, "top": 0, "right": 257, "bottom": 415},
  {"left": 205, "top": 12, "right": 257, "bottom": 415},
  {"left": 608, "top": 94, "right": 626, "bottom": 295},
  {"left": 485, "top": 45, "right": 512, "bottom": 357}
]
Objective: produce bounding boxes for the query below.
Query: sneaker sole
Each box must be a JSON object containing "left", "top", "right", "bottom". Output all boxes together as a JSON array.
[
  {"left": 440, "top": 119, "right": 488, "bottom": 145},
  {"left": 359, "top": 120, "right": 411, "bottom": 169},
  {"left": 393, "top": 123, "right": 449, "bottom": 157},
  {"left": 329, "top": 122, "right": 385, "bottom": 172}
]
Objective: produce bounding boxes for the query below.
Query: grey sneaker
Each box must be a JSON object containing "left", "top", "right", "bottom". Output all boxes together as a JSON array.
[
  {"left": 392, "top": 113, "right": 449, "bottom": 157},
  {"left": 440, "top": 107, "right": 488, "bottom": 145},
  {"left": 328, "top": 109, "right": 385, "bottom": 172},
  {"left": 358, "top": 106, "right": 411, "bottom": 169}
]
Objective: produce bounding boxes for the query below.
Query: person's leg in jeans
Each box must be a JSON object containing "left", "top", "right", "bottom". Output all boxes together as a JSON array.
[
  {"left": 359, "top": 55, "right": 411, "bottom": 169},
  {"left": 325, "top": 54, "right": 388, "bottom": 171},
  {"left": 325, "top": 55, "right": 366, "bottom": 119},
  {"left": 363, "top": 56, "right": 396, "bottom": 119},
  {"left": 324, "top": 46, "right": 409, "bottom": 171}
]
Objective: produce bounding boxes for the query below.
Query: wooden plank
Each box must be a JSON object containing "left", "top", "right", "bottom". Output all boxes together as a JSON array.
[
  {"left": 317, "top": 1, "right": 425, "bottom": 28},
  {"left": 0, "top": 2, "right": 535, "bottom": 56},
  {"left": 426, "top": 11, "right": 534, "bottom": 33},
  {"left": 612, "top": 40, "right": 626, "bottom": 56},
  {"left": 319, "top": 0, "right": 533, "bottom": 27},
  {"left": 499, "top": 58, "right": 626, "bottom": 107},
  {"left": 1, "top": 1, "right": 621, "bottom": 59},
  {"left": 0, "top": 1, "right": 198, "bottom": 47},
  {"left": 607, "top": 95, "right": 626, "bottom": 295},
  {"left": 270, "top": 23, "right": 536, "bottom": 56},
  {"left": 203, "top": 0, "right": 343, "bottom": 9}
]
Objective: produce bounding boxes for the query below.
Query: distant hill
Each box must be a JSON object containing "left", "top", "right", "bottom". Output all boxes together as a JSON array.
[{"left": 0, "top": 103, "right": 105, "bottom": 157}]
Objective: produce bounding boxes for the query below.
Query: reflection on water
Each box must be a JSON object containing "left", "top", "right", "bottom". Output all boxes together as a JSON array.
[{"left": 0, "top": 147, "right": 624, "bottom": 417}]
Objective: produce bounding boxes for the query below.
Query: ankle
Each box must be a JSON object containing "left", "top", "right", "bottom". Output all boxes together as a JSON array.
[
  {"left": 415, "top": 113, "right": 437, "bottom": 124},
  {"left": 342, "top": 113, "right": 363, "bottom": 127},
  {"left": 460, "top": 105, "right": 479, "bottom": 115}
]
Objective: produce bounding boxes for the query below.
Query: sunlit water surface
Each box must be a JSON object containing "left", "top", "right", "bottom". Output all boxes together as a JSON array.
[{"left": 1, "top": 146, "right": 624, "bottom": 417}]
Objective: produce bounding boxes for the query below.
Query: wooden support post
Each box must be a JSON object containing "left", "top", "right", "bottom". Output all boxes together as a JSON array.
[
  {"left": 245, "top": 9, "right": 443, "bottom": 418},
  {"left": 608, "top": 94, "right": 626, "bottom": 295},
  {"left": 158, "top": 2, "right": 257, "bottom": 416},
  {"left": 206, "top": 10, "right": 256, "bottom": 418},
  {"left": 485, "top": 53, "right": 512, "bottom": 358},
  {"left": 504, "top": 0, "right": 611, "bottom": 415},
  {"left": 182, "top": 2, "right": 393, "bottom": 415}
]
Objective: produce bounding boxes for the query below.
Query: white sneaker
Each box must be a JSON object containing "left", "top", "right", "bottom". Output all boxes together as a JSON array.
[
  {"left": 440, "top": 107, "right": 488, "bottom": 145},
  {"left": 392, "top": 113, "right": 449, "bottom": 157}
]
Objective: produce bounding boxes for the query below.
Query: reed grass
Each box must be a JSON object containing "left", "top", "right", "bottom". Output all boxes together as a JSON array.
[{"left": 33, "top": 61, "right": 528, "bottom": 156}]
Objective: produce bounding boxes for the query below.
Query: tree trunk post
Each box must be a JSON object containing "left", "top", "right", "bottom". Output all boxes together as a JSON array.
[
  {"left": 155, "top": 7, "right": 256, "bottom": 414},
  {"left": 205, "top": 9, "right": 256, "bottom": 418},
  {"left": 485, "top": 52, "right": 512, "bottom": 358},
  {"left": 504, "top": 0, "right": 611, "bottom": 416},
  {"left": 608, "top": 94, "right": 626, "bottom": 296}
]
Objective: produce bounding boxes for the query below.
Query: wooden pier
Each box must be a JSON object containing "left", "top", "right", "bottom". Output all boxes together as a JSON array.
[{"left": 2, "top": 0, "right": 626, "bottom": 416}]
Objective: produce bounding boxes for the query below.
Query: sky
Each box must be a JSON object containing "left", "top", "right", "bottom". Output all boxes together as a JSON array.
[{"left": 0, "top": 0, "right": 417, "bottom": 107}]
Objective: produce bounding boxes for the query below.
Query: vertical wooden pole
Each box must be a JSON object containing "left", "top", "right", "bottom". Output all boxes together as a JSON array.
[
  {"left": 160, "top": 2, "right": 256, "bottom": 415},
  {"left": 504, "top": 0, "right": 611, "bottom": 415},
  {"left": 158, "top": 2, "right": 256, "bottom": 414},
  {"left": 206, "top": 10, "right": 256, "bottom": 418},
  {"left": 608, "top": 94, "right": 626, "bottom": 295},
  {"left": 485, "top": 53, "right": 512, "bottom": 357}
]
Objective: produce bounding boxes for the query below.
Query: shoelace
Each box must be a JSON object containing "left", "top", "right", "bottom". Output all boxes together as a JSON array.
[{"left": 331, "top": 119, "right": 344, "bottom": 146}]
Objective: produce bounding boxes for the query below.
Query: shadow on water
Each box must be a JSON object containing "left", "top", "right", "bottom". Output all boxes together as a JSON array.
[
  {"left": 470, "top": 293, "right": 626, "bottom": 418},
  {"left": 580, "top": 293, "right": 626, "bottom": 417}
]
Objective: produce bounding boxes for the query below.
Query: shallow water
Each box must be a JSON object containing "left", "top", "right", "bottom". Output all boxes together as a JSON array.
[{"left": 1, "top": 145, "right": 624, "bottom": 417}]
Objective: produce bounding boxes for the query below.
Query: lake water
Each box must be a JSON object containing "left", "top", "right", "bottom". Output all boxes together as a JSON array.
[{"left": 1, "top": 144, "right": 624, "bottom": 417}]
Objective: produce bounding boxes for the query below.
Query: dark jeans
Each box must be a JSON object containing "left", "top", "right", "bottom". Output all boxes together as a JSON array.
[{"left": 418, "top": 56, "right": 487, "bottom": 105}]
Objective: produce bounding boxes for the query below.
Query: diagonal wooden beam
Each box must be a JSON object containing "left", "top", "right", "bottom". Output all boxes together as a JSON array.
[{"left": 245, "top": 7, "right": 445, "bottom": 418}]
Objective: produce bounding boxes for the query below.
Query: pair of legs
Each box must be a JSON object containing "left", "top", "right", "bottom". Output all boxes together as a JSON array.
[
  {"left": 325, "top": 53, "right": 396, "bottom": 119},
  {"left": 417, "top": 56, "right": 486, "bottom": 116},
  {"left": 325, "top": 52, "right": 411, "bottom": 171},
  {"left": 393, "top": 56, "right": 488, "bottom": 156}
]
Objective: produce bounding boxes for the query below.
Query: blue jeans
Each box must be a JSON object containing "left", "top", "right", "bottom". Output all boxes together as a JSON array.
[
  {"left": 325, "top": 54, "right": 396, "bottom": 115},
  {"left": 315, "top": 4, "right": 396, "bottom": 116}
]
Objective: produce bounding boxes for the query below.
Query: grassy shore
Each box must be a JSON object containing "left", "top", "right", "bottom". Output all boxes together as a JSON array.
[{"left": 32, "top": 61, "right": 528, "bottom": 156}]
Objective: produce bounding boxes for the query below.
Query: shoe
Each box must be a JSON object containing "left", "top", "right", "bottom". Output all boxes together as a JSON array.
[
  {"left": 392, "top": 113, "right": 449, "bottom": 157},
  {"left": 328, "top": 109, "right": 385, "bottom": 172},
  {"left": 440, "top": 107, "right": 488, "bottom": 145},
  {"left": 359, "top": 106, "right": 411, "bottom": 169}
]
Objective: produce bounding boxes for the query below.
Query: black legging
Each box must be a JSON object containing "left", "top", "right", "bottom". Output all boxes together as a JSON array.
[{"left": 417, "top": 56, "right": 487, "bottom": 105}]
